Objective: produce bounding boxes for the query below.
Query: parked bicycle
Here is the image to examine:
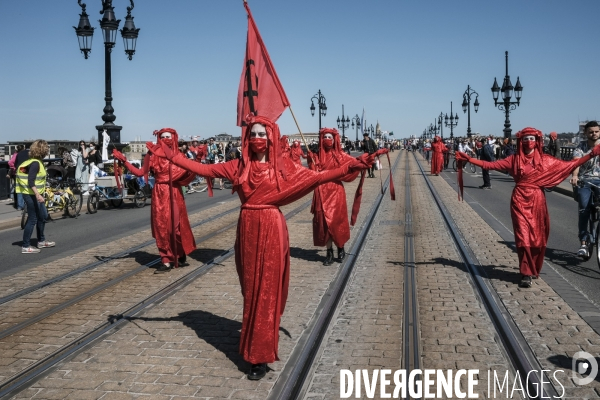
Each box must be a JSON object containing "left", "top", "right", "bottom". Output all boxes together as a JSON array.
[
  {"left": 21, "top": 178, "right": 83, "bottom": 229},
  {"left": 577, "top": 179, "right": 600, "bottom": 267}
]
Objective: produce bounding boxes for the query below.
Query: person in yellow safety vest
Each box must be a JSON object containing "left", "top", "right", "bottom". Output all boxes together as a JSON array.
[{"left": 15, "top": 140, "right": 55, "bottom": 254}]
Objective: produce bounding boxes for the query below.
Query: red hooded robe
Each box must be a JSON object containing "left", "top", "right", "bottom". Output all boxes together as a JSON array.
[
  {"left": 153, "top": 116, "right": 374, "bottom": 364},
  {"left": 464, "top": 127, "right": 599, "bottom": 277},
  {"left": 430, "top": 136, "right": 445, "bottom": 175},
  {"left": 290, "top": 140, "right": 307, "bottom": 165},
  {"left": 310, "top": 128, "right": 361, "bottom": 248},
  {"left": 113, "top": 129, "right": 196, "bottom": 265}
]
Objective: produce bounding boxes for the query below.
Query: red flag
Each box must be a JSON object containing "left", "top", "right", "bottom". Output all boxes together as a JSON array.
[{"left": 237, "top": 1, "right": 290, "bottom": 126}]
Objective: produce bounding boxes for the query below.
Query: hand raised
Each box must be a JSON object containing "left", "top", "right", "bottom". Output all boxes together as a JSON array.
[
  {"left": 591, "top": 144, "right": 600, "bottom": 158},
  {"left": 112, "top": 149, "right": 127, "bottom": 162},
  {"left": 159, "top": 141, "right": 176, "bottom": 160},
  {"left": 454, "top": 151, "right": 470, "bottom": 162}
]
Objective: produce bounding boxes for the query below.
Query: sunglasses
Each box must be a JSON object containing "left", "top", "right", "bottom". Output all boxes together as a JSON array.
[{"left": 521, "top": 136, "right": 536, "bottom": 142}]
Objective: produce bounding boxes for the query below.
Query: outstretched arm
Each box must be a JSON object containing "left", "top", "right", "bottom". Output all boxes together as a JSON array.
[
  {"left": 112, "top": 149, "right": 145, "bottom": 177},
  {"left": 157, "top": 144, "right": 236, "bottom": 181}
]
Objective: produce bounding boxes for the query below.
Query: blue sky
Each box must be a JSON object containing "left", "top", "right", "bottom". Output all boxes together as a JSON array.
[{"left": 1, "top": 1, "right": 599, "bottom": 143}]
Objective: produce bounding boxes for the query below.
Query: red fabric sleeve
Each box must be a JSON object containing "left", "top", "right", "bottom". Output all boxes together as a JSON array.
[
  {"left": 123, "top": 160, "right": 145, "bottom": 177},
  {"left": 168, "top": 153, "right": 238, "bottom": 182},
  {"left": 477, "top": 156, "right": 513, "bottom": 171}
]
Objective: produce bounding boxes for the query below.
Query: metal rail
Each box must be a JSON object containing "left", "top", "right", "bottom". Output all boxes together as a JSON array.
[
  {"left": 269, "top": 153, "right": 402, "bottom": 400},
  {"left": 0, "top": 205, "right": 241, "bottom": 306},
  {"left": 0, "top": 199, "right": 313, "bottom": 399},
  {"left": 403, "top": 152, "right": 421, "bottom": 399},
  {"left": 412, "top": 152, "right": 560, "bottom": 399}
]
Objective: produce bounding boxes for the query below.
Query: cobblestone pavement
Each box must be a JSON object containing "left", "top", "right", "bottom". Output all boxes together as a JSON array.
[
  {"left": 301, "top": 151, "right": 404, "bottom": 400},
  {"left": 417, "top": 152, "right": 600, "bottom": 399},
  {"left": 9, "top": 153, "right": 398, "bottom": 399},
  {"left": 0, "top": 200, "right": 243, "bottom": 384}
]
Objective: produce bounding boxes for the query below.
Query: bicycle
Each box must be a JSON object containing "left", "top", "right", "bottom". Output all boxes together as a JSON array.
[
  {"left": 21, "top": 179, "right": 83, "bottom": 229},
  {"left": 451, "top": 150, "right": 476, "bottom": 173},
  {"left": 577, "top": 179, "right": 600, "bottom": 267}
]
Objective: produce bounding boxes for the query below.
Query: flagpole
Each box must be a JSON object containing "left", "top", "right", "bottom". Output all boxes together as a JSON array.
[{"left": 288, "top": 105, "right": 317, "bottom": 166}]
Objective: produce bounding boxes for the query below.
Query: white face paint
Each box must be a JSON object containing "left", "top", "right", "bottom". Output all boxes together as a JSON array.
[
  {"left": 323, "top": 134, "right": 334, "bottom": 140},
  {"left": 250, "top": 124, "right": 267, "bottom": 140},
  {"left": 521, "top": 135, "right": 536, "bottom": 142},
  {"left": 160, "top": 133, "right": 172, "bottom": 139}
]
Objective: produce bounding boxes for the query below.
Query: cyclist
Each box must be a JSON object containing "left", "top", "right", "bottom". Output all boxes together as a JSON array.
[{"left": 570, "top": 121, "right": 600, "bottom": 258}]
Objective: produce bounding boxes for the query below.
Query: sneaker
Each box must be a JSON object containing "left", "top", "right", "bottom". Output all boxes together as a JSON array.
[
  {"left": 187, "top": 189, "right": 195, "bottom": 193},
  {"left": 37, "top": 241, "right": 55, "bottom": 249},
  {"left": 22, "top": 246, "right": 41, "bottom": 254},
  {"left": 154, "top": 264, "right": 172, "bottom": 274},
  {"left": 578, "top": 244, "right": 589, "bottom": 258},
  {"left": 478, "top": 185, "right": 492, "bottom": 190}
]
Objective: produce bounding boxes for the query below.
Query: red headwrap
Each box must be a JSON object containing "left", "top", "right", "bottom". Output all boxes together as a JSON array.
[
  {"left": 550, "top": 131, "right": 557, "bottom": 140},
  {"left": 512, "top": 127, "right": 544, "bottom": 178},
  {"left": 236, "top": 115, "right": 287, "bottom": 192},
  {"left": 318, "top": 128, "right": 344, "bottom": 168}
]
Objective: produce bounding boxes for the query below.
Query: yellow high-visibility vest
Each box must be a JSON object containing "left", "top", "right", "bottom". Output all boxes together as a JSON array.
[{"left": 15, "top": 159, "right": 46, "bottom": 195}]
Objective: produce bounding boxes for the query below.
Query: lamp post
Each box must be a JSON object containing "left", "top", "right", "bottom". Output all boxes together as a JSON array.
[
  {"left": 444, "top": 101, "right": 459, "bottom": 141},
  {"left": 431, "top": 119, "right": 440, "bottom": 138},
  {"left": 74, "top": 0, "right": 140, "bottom": 151},
  {"left": 336, "top": 104, "right": 350, "bottom": 143},
  {"left": 310, "top": 90, "right": 327, "bottom": 131},
  {"left": 462, "top": 85, "right": 479, "bottom": 138},
  {"left": 437, "top": 113, "right": 444, "bottom": 140},
  {"left": 351, "top": 114, "right": 361, "bottom": 142},
  {"left": 491, "top": 51, "right": 523, "bottom": 139}
]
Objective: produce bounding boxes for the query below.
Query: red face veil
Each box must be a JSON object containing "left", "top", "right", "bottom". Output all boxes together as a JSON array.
[
  {"left": 237, "top": 115, "right": 287, "bottom": 191},
  {"left": 318, "top": 128, "right": 343, "bottom": 166},
  {"left": 513, "top": 127, "right": 544, "bottom": 177}
]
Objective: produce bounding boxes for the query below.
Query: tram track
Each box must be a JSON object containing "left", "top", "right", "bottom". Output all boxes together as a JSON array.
[
  {"left": 0, "top": 199, "right": 313, "bottom": 399},
  {"left": 412, "top": 152, "right": 561, "bottom": 399},
  {"left": 0, "top": 204, "right": 241, "bottom": 306},
  {"left": 269, "top": 152, "right": 402, "bottom": 400}
]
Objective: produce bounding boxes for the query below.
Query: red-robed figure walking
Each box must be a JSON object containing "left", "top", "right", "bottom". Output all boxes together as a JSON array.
[
  {"left": 290, "top": 139, "right": 307, "bottom": 165},
  {"left": 310, "top": 128, "right": 365, "bottom": 265},
  {"left": 112, "top": 129, "right": 196, "bottom": 273},
  {"left": 430, "top": 136, "right": 445, "bottom": 175},
  {"left": 152, "top": 115, "right": 381, "bottom": 380},
  {"left": 456, "top": 127, "right": 600, "bottom": 288}
]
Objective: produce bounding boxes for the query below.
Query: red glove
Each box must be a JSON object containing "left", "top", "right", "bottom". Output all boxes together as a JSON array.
[
  {"left": 112, "top": 149, "right": 127, "bottom": 163},
  {"left": 591, "top": 144, "right": 600, "bottom": 158},
  {"left": 455, "top": 151, "right": 470, "bottom": 162}
]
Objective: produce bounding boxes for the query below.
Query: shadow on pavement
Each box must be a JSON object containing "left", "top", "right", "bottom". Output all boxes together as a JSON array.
[
  {"left": 547, "top": 354, "right": 600, "bottom": 384},
  {"left": 290, "top": 246, "right": 321, "bottom": 262}
]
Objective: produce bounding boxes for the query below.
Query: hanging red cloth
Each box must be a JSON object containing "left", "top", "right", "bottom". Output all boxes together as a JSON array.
[
  {"left": 456, "top": 127, "right": 600, "bottom": 277},
  {"left": 112, "top": 129, "right": 196, "bottom": 266},
  {"left": 430, "top": 136, "right": 445, "bottom": 175},
  {"left": 153, "top": 116, "right": 379, "bottom": 364}
]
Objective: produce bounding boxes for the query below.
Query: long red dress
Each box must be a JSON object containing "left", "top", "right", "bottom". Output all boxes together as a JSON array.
[
  {"left": 290, "top": 141, "right": 306, "bottom": 165},
  {"left": 469, "top": 128, "right": 597, "bottom": 277},
  {"left": 311, "top": 128, "right": 360, "bottom": 248},
  {"left": 156, "top": 116, "right": 372, "bottom": 364},
  {"left": 430, "top": 136, "right": 445, "bottom": 175},
  {"left": 115, "top": 131, "right": 196, "bottom": 265}
]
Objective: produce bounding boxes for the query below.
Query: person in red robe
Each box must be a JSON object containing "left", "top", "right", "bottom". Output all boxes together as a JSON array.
[
  {"left": 152, "top": 115, "right": 382, "bottom": 380},
  {"left": 112, "top": 129, "right": 196, "bottom": 273},
  {"left": 290, "top": 139, "right": 307, "bottom": 165},
  {"left": 430, "top": 136, "right": 445, "bottom": 175},
  {"left": 310, "top": 128, "right": 362, "bottom": 265},
  {"left": 456, "top": 127, "right": 600, "bottom": 288},
  {"left": 280, "top": 135, "right": 291, "bottom": 159}
]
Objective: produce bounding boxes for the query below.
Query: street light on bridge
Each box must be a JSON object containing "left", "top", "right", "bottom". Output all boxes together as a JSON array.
[
  {"left": 444, "top": 101, "right": 459, "bottom": 141},
  {"left": 462, "top": 85, "right": 479, "bottom": 138},
  {"left": 491, "top": 51, "right": 523, "bottom": 139},
  {"left": 310, "top": 90, "right": 327, "bottom": 131},
  {"left": 336, "top": 105, "right": 350, "bottom": 142},
  {"left": 74, "top": 0, "right": 140, "bottom": 150}
]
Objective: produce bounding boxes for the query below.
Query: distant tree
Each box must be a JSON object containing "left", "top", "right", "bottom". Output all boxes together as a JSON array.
[{"left": 121, "top": 145, "right": 131, "bottom": 152}]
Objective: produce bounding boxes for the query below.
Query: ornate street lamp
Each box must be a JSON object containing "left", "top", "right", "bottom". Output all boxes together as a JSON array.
[
  {"left": 74, "top": 0, "right": 140, "bottom": 151},
  {"left": 444, "top": 101, "right": 459, "bottom": 141},
  {"left": 336, "top": 104, "right": 350, "bottom": 142},
  {"left": 462, "top": 85, "right": 479, "bottom": 138},
  {"left": 351, "top": 114, "right": 361, "bottom": 142},
  {"left": 491, "top": 51, "right": 523, "bottom": 139},
  {"left": 310, "top": 90, "right": 327, "bottom": 131},
  {"left": 437, "top": 113, "right": 444, "bottom": 140}
]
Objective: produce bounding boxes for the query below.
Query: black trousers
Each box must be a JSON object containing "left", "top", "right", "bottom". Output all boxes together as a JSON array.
[{"left": 482, "top": 169, "right": 491, "bottom": 187}]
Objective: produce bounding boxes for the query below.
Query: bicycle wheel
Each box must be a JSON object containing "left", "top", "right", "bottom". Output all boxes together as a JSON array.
[
  {"left": 596, "top": 218, "right": 600, "bottom": 269},
  {"left": 66, "top": 193, "right": 83, "bottom": 217},
  {"left": 21, "top": 208, "right": 27, "bottom": 230},
  {"left": 452, "top": 159, "right": 458, "bottom": 172},
  {"left": 470, "top": 163, "right": 476, "bottom": 173},
  {"left": 87, "top": 191, "right": 100, "bottom": 214},
  {"left": 111, "top": 199, "right": 124, "bottom": 208},
  {"left": 134, "top": 190, "right": 147, "bottom": 208}
]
